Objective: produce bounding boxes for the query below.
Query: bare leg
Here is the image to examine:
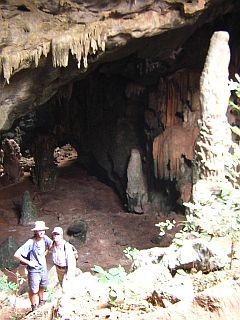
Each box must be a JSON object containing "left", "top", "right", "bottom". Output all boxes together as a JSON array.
[
  {"left": 29, "top": 290, "right": 38, "bottom": 306},
  {"left": 38, "top": 286, "right": 45, "bottom": 301}
]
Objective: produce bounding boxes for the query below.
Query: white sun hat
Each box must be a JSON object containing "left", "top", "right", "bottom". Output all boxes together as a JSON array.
[
  {"left": 31, "top": 221, "right": 49, "bottom": 231},
  {"left": 52, "top": 227, "right": 63, "bottom": 235}
]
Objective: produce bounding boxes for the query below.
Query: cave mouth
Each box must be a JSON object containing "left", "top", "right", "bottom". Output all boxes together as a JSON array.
[
  {"left": 54, "top": 144, "right": 78, "bottom": 168},
  {"left": 1, "top": 8, "right": 240, "bottom": 215}
]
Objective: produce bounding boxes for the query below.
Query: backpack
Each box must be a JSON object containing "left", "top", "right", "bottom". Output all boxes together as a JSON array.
[{"left": 64, "top": 242, "right": 78, "bottom": 262}]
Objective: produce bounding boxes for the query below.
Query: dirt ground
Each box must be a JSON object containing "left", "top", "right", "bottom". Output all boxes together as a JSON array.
[
  {"left": 0, "top": 156, "right": 181, "bottom": 276},
  {"left": 1, "top": 157, "right": 240, "bottom": 320}
]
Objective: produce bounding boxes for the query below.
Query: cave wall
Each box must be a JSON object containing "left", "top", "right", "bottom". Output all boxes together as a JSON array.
[
  {"left": 35, "top": 63, "right": 201, "bottom": 212},
  {"left": 1, "top": 2, "right": 240, "bottom": 213},
  {"left": 42, "top": 15, "right": 240, "bottom": 213}
]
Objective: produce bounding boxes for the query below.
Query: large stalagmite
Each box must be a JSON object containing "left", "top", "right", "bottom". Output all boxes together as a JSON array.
[
  {"left": 126, "top": 149, "right": 148, "bottom": 213},
  {"left": 193, "top": 31, "right": 232, "bottom": 203}
]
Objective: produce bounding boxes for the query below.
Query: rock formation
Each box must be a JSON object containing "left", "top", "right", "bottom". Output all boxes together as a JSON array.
[
  {"left": 1, "top": 138, "right": 23, "bottom": 183},
  {"left": 193, "top": 31, "right": 233, "bottom": 202},
  {"left": 126, "top": 148, "right": 148, "bottom": 213},
  {"left": 0, "top": 0, "right": 240, "bottom": 212},
  {"left": 20, "top": 190, "right": 38, "bottom": 225}
]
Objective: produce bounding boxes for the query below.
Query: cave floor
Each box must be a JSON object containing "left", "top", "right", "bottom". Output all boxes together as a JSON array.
[
  {"left": 0, "top": 158, "right": 181, "bottom": 275},
  {"left": 0, "top": 161, "right": 240, "bottom": 320}
]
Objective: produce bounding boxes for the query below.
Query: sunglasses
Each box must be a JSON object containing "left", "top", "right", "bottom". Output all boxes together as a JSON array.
[{"left": 52, "top": 233, "right": 60, "bottom": 236}]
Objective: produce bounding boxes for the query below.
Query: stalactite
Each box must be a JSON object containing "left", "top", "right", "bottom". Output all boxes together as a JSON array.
[
  {"left": 0, "top": 23, "right": 107, "bottom": 83},
  {"left": 152, "top": 70, "right": 201, "bottom": 181},
  {"left": 0, "top": 42, "right": 51, "bottom": 84},
  {"left": 52, "top": 24, "right": 107, "bottom": 71},
  {"left": 125, "top": 83, "right": 145, "bottom": 98}
]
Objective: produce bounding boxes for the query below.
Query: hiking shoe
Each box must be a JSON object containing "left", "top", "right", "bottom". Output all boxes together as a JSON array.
[
  {"left": 39, "top": 299, "right": 46, "bottom": 307},
  {"left": 31, "top": 304, "right": 37, "bottom": 312}
]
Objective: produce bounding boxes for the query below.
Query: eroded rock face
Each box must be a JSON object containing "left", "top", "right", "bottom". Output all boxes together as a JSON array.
[
  {"left": 0, "top": 0, "right": 238, "bottom": 130},
  {"left": 0, "top": 0, "right": 240, "bottom": 211}
]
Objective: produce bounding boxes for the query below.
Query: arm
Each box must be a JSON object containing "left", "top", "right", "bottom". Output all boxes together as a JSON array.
[
  {"left": 14, "top": 240, "right": 38, "bottom": 268},
  {"left": 14, "top": 252, "right": 37, "bottom": 268},
  {"left": 65, "top": 244, "right": 76, "bottom": 279},
  {"left": 44, "top": 236, "right": 53, "bottom": 256}
]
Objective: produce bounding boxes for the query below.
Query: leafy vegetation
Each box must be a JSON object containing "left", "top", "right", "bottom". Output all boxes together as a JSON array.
[
  {"left": 155, "top": 219, "right": 176, "bottom": 237},
  {"left": 123, "top": 246, "right": 140, "bottom": 262},
  {"left": 0, "top": 275, "right": 18, "bottom": 293},
  {"left": 46, "top": 286, "right": 57, "bottom": 302},
  {"left": 91, "top": 264, "right": 127, "bottom": 285},
  {"left": 91, "top": 264, "right": 127, "bottom": 305}
]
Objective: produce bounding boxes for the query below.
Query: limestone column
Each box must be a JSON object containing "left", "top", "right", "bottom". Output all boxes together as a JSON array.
[
  {"left": 192, "top": 31, "right": 232, "bottom": 202},
  {"left": 31, "top": 133, "right": 57, "bottom": 192},
  {"left": 126, "top": 148, "right": 148, "bottom": 213}
]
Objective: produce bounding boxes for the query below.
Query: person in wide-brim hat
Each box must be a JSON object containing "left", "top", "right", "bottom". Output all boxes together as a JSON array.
[
  {"left": 14, "top": 220, "right": 52, "bottom": 312},
  {"left": 31, "top": 220, "right": 49, "bottom": 231}
]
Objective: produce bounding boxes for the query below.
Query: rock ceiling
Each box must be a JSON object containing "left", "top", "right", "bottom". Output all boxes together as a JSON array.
[{"left": 0, "top": 0, "right": 239, "bottom": 131}]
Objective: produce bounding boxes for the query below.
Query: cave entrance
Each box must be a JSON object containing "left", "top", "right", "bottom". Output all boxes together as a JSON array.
[
  {"left": 39, "top": 63, "right": 189, "bottom": 215},
  {"left": 54, "top": 144, "right": 78, "bottom": 168}
]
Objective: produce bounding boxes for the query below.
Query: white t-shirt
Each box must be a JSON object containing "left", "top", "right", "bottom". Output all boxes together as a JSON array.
[{"left": 52, "top": 240, "right": 76, "bottom": 272}]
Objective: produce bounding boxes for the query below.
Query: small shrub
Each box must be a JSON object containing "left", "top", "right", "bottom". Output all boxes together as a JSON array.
[
  {"left": 155, "top": 219, "right": 176, "bottom": 237},
  {"left": 123, "top": 247, "right": 140, "bottom": 262},
  {"left": 46, "top": 286, "right": 56, "bottom": 302},
  {"left": 0, "top": 275, "right": 18, "bottom": 293},
  {"left": 91, "top": 265, "right": 127, "bottom": 285},
  {"left": 91, "top": 265, "right": 127, "bottom": 306}
]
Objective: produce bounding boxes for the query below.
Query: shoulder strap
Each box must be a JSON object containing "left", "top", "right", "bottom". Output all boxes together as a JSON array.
[
  {"left": 63, "top": 241, "right": 75, "bottom": 256},
  {"left": 31, "top": 237, "right": 48, "bottom": 263},
  {"left": 63, "top": 241, "right": 69, "bottom": 265},
  {"left": 63, "top": 240, "right": 68, "bottom": 253},
  {"left": 43, "top": 235, "right": 50, "bottom": 249},
  {"left": 30, "top": 239, "right": 40, "bottom": 264},
  {"left": 25, "top": 238, "right": 34, "bottom": 259}
]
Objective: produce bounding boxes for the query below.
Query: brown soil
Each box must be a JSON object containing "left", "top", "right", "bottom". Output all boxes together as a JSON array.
[
  {"left": 0, "top": 157, "right": 181, "bottom": 275},
  {"left": 0, "top": 158, "right": 239, "bottom": 320},
  {"left": 0, "top": 157, "right": 182, "bottom": 319}
]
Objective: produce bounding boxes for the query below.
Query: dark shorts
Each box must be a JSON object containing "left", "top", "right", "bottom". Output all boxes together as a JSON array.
[{"left": 28, "top": 269, "right": 49, "bottom": 294}]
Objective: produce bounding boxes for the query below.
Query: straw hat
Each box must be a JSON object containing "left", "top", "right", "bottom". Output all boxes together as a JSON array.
[{"left": 31, "top": 221, "right": 49, "bottom": 231}]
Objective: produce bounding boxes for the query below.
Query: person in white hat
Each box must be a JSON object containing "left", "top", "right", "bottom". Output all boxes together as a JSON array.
[
  {"left": 14, "top": 221, "right": 53, "bottom": 312},
  {"left": 51, "top": 226, "right": 76, "bottom": 292}
]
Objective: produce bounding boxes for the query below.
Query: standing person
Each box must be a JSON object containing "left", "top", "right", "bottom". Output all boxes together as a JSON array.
[
  {"left": 51, "top": 227, "right": 76, "bottom": 292},
  {"left": 14, "top": 221, "right": 53, "bottom": 312}
]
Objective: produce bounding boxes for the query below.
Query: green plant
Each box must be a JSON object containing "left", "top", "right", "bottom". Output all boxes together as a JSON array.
[
  {"left": 172, "top": 230, "right": 185, "bottom": 247},
  {"left": 123, "top": 247, "right": 140, "bottom": 262},
  {"left": 170, "top": 213, "right": 209, "bottom": 247},
  {"left": 91, "top": 265, "right": 127, "bottom": 307},
  {"left": 0, "top": 275, "right": 18, "bottom": 293},
  {"left": 229, "top": 73, "right": 240, "bottom": 111},
  {"left": 108, "top": 287, "right": 119, "bottom": 306},
  {"left": 155, "top": 219, "right": 176, "bottom": 237},
  {"left": 46, "top": 286, "right": 56, "bottom": 302},
  {"left": 91, "top": 265, "right": 127, "bottom": 285}
]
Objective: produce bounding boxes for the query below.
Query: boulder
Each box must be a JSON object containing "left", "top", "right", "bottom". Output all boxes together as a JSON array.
[{"left": 0, "top": 236, "right": 19, "bottom": 270}]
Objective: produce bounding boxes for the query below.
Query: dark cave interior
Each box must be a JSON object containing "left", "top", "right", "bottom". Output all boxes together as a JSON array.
[{"left": 1, "top": 6, "right": 240, "bottom": 215}]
